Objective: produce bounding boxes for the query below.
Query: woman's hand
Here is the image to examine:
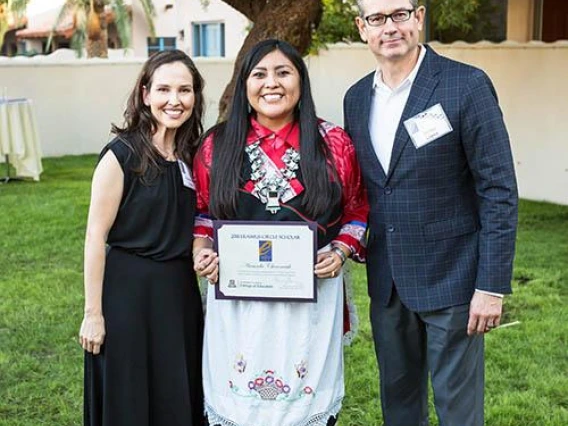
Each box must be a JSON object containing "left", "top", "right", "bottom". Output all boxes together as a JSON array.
[
  {"left": 314, "top": 250, "right": 344, "bottom": 279},
  {"left": 194, "top": 248, "right": 219, "bottom": 284},
  {"left": 79, "top": 313, "right": 105, "bottom": 355}
]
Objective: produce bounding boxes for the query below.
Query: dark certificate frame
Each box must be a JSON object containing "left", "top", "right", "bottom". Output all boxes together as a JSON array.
[{"left": 213, "top": 220, "right": 318, "bottom": 302}]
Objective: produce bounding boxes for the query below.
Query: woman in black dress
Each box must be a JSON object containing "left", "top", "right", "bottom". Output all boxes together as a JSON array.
[{"left": 80, "top": 50, "right": 205, "bottom": 426}]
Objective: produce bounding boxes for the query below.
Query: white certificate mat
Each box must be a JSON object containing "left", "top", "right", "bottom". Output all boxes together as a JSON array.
[{"left": 214, "top": 221, "right": 317, "bottom": 302}]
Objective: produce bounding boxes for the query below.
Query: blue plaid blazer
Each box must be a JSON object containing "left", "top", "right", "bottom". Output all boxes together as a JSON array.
[{"left": 343, "top": 46, "right": 518, "bottom": 311}]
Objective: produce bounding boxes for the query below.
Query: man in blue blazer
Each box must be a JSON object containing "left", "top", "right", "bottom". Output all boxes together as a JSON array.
[{"left": 343, "top": 1, "right": 518, "bottom": 425}]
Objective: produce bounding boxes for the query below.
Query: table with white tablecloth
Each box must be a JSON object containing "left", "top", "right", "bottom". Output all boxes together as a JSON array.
[{"left": 0, "top": 98, "right": 43, "bottom": 181}]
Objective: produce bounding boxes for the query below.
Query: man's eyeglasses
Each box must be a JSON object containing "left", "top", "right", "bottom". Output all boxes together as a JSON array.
[{"left": 364, "top": 9, "right": 415, "bottom": 27}]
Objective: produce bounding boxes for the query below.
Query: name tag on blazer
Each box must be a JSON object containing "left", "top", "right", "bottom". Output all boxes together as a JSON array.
[
  {"left": 178, "top": 160, "right": 195, "bottom": 189},
  {"left": 403, "top": 103, "right": 453, "bottom": 148}
]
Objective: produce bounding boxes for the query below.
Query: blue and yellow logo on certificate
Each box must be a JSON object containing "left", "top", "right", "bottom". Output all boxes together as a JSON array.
[{"left": 259, "top": 240, "right": 273, "bottom": 262}]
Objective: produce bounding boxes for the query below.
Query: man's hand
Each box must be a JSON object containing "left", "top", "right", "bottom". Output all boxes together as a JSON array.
[{"left": 467, "top": 291, "right": 503, "bottom": 335}]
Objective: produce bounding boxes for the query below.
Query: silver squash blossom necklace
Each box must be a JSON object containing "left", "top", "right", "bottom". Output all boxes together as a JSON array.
[{"left": 245, "top": 140, "right": 301, "bottom": 214}]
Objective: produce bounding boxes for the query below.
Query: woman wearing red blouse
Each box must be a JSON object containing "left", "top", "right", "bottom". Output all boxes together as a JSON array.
[{"left": 193, "top": 39, "right": 368, "bottom": 426}]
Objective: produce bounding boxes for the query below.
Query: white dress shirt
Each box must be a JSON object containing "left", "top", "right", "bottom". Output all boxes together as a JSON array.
[{"left": 369, "top": 45, "right": 426, "bottom": 174}]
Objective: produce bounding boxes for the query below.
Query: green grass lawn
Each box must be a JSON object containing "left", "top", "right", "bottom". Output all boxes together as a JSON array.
[{"left": 1, "top": 155, "right": 567, "bottom": 425}]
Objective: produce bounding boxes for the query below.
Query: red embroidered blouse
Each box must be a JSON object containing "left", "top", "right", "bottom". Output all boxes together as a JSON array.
[{"left": 193, "top": 118, "right": 368, "bottom": 259}]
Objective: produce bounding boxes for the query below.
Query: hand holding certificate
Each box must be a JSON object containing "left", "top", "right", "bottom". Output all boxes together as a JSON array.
[{"left": 214, "top": 221, "right": 317, "bottom": 302}]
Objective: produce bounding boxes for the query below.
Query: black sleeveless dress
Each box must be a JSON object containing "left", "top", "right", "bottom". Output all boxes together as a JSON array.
[{"left": 84, "top": 137, "right": 204, "bottom": 426}]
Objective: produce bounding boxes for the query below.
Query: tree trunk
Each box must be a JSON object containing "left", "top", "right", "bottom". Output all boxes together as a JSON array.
[
  {"left": 87, "top": 0, "right": 108, "bottom": 58},
  {"left": 218, "top": 0, "right": 323, "bottom": 121}
]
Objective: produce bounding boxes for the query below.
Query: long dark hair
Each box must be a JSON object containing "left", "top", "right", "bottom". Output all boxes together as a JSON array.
[
  {"left": 112, "top": 49, "right": 204, "bottom": 181},
  {"left": 208, "top": 39, "right": 335, "bottom": 219}
]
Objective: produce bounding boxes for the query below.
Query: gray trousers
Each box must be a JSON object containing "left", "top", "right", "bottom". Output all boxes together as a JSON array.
[{"left": 370, "top": 290, "right": 484, "bottom": 426}]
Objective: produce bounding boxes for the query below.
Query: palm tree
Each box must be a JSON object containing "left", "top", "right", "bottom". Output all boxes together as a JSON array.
[
  {"left": 0, "top": 0, "right": 27, "bottom": 48},
  {"left": 48, "top": 0, "right": 156, "bottom": 58}
]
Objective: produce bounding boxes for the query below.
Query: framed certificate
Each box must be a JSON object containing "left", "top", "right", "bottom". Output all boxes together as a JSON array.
[{"left": 213, "top": 221, "right": 318, "bottom": 302}]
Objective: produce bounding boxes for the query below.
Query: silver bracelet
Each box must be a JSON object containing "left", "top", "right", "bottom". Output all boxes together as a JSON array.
[{"left": 331, "top": 246, "right": 348, "bottom": 264}]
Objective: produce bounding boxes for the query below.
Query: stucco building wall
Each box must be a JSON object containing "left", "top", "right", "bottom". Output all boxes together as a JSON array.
[{"left": 1, "top": 42, "right": 566, "bottom": 204}]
